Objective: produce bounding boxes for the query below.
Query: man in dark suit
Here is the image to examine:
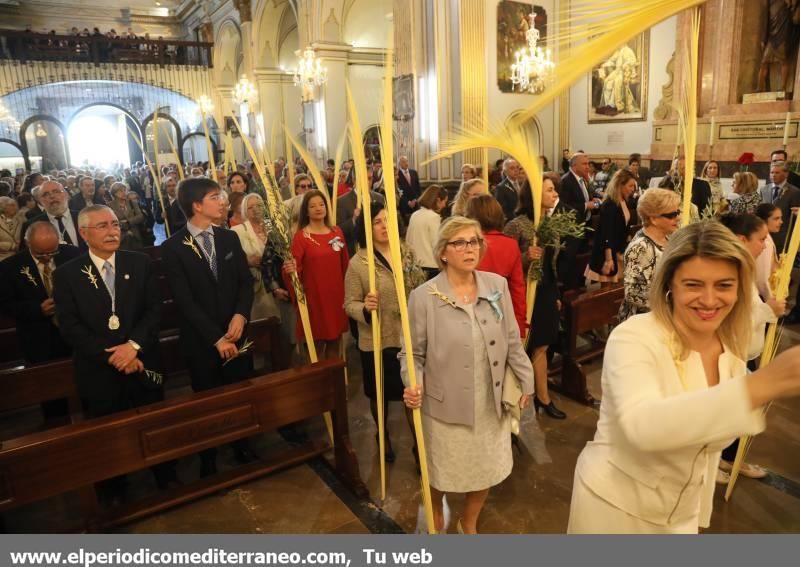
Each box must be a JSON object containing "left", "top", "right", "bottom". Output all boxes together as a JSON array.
[
  {"left": 69, "top": 176, "right": 105, "bottom": 212},
  {"left": 397, "top": 155, "right": 422, "bottom": 220},
  {"left": 0, "top": 221, "right": 80, "bottom": 419},
  {"left": 560, "top": 152, "right": 601, "bottom": 225},
  {"left": 495, "top": 158, "right": 523, "bottom": 221},
  {"left": 22, "top": 180, "right": 87, "bottom": 251},
  {"left": 760, "top": 161, "right": 800, "bottom": 251},
  {"left": 161, "top": 177, "right": 254, "bottom": 476},
  {"left": 54, "top": 204, "right": 176, "bottom": 496},
  {"left": 336, "top": 188, "right": 385, "bottom": 255},
  {"left": 160, "top": 176, "right": 187, "bottom": 233},
  {"left": 770, "top": 149, "right": 800, "bottom": 188}
]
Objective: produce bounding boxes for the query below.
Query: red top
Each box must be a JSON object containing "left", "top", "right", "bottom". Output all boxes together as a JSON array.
[
  {"left": 477, "top": 230, "right": 527, "bottom": 336},
  {"left": 289, "top": 226, "right": 350, "bottom": 341}
]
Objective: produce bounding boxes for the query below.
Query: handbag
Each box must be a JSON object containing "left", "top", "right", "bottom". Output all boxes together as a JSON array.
[{"left": 501, "top": 363, "right": 523, "bottom": 435}]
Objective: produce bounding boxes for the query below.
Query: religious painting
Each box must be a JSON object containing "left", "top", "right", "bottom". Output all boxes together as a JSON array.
[
  {"left": 496, "top": 1, "right": 548, "bottom": 93},
  {"left": 393, "top": 74, "right": 414, "bottom": 120},
  {"left": 588, "top": 31, "right": 650, "bottom": 123}
]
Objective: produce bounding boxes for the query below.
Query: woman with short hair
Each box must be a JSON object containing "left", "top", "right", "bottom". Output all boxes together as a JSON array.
[
  {"left": 568, "top": 221, "right": 800, "bottom": 533},
  {"left": 0, "top": 196, "right": 22, "bottom": 260},
  {"left": 401, "top": 216, "right": 533, "bottom": 534},
  {"left": 618, "top": 188, "right": 682, "bottom": 322},
  {"left": 728, "top": 171, "right": 761, "bottom": 215}
]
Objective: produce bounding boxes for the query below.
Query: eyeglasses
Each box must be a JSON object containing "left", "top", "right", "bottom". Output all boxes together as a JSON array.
[
  {"left": 82, "top": 221, "right": 121, "bottom": 230},
  {"left": 298, "top": 183, "right": 313, "bottom": 189},
  {"left": 446, "top": 237, "right": 483, "bottom": 251},
  {"left": 659, "top": 210, "right": 681, "bottom": 219}
]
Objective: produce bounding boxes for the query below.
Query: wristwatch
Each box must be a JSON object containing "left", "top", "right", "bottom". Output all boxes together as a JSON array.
[{"left": 128, "top": 340, "right": 142, "bottom": 352}]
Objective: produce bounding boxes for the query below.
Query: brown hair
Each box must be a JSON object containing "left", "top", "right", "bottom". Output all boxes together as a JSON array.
[
  {"left": 418, "top": 184, "right": 448, "bottom": 210},
  {"left": 464, "top": 194, "right": 505, "bottom": 231}
]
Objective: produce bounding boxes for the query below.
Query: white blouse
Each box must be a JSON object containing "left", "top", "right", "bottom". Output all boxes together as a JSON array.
[{"left": 405, "top": 207, "right": 441, "bottom": 269}]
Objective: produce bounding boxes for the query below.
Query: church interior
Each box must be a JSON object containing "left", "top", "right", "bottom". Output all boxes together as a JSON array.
[{"left": 0, "top": 0, "right": 799, "bottom": 534}]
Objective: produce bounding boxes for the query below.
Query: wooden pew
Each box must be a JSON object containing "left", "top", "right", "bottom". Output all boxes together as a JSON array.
[
  {"left": 553, "top": 283, "right": 624, "bottom": 406},
  {"left": 0, "top": 358, "right": 365, "bottom": 532}
]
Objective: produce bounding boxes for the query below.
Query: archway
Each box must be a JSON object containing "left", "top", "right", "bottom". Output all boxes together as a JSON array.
[
  {"left": 0, "top": 139, "right": 26, "bottom": 172},
  {"left": 181, "top": 132, "right": 219, "bottom": 164},
  {"left": 21, "top": 116, "right": 68, "bottom": 172},
  {"left": 68, "top": 104, "right": 142, "bottom": 169}
]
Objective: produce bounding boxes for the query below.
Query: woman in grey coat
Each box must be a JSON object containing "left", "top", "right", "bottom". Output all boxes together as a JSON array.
[{"left": 401, "top": 216, "right": 534, "bottom": 534}]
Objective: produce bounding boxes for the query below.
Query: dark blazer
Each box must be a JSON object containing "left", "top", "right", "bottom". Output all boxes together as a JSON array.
[
  {"left": 553, "top": 201, "right": 582, "bottom": 291},
  {"left": 589, "top": 200, "right": 631, "bottom": 276},
  {"left": 397, "top": 169, "right": 422, "bottom": 217},
  {"left": 160, "top": 225, "right": 253, "bottom": 378},
  {"left": 335, "top": 189, "right": 385, "bottom": 255},
  {"left": 53, "top": 250, "right": 161, "bottom": 408},
  {"left": 690, "top": 177, "right": 712, "bottom": 215},
  {"left": 560, "top": 171, "right": 591, "bottom": 222},
  {"left": 494, "top": 177, "right": 519, "bottom": 221},
  {"left": 0, "top": 244, "right": 80, "bottom": 364},
  {"left": 25, "top": 205, "right": 45, "bottom": 221},
  {"left": 22, "top": 210, "right": 87, "bottom": 251},
  {"left": 166, "top": 200, "right": 187, "bottom": 233},
  {"left": 161, "top": 225, "right": 253, "bottom": 391}
]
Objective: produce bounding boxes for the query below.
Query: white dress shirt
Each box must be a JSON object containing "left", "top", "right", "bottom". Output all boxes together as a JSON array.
[{"left": 46, "top": 210, "right": 79, "bottom": 246}]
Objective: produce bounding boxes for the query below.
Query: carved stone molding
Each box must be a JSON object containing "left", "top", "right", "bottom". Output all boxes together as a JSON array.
[{"left": 233, "top": 0, "right": 252, "bottom": 23}]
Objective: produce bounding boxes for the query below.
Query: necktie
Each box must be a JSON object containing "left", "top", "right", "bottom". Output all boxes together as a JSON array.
[
  {"left": 579, "top": 178, "right": 591, "bottom": 220},
  {"left": 103, "top": 261, "right": 115, "bottom": 296},
  {"left": 55, "top": 216, "right": 74, "bottom": 246},
  {"left": 404, "top": 170, "right": 411, "bottom": 184},
  {"left": 199, "top": 232, "right": 218, "bottom": 279},
  {"left": 40, "top": 261, "right": 53, "bottom": 297},
  {"left": 773, "top": 185, "right": 781, "bottom": 202}
]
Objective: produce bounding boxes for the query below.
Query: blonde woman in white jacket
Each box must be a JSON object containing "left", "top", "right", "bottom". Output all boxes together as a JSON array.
[{"left": 568, "top": 221, "right": 800, "bottom": 533}]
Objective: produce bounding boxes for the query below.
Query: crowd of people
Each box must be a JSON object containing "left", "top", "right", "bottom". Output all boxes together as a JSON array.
[{"left": 2, "top": 144, "right": 800, "bottom": 534}]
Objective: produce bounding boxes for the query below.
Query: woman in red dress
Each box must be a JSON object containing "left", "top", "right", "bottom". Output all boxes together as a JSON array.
[{"left": 285, "top": 190, "right": 350, "bottom": 359}]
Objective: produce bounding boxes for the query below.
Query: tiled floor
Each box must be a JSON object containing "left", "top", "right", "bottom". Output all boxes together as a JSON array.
[{"left": 5, "top": 327, "right": 800, "bottom": 533}]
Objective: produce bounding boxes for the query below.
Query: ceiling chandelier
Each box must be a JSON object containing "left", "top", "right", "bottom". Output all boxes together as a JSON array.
[
  {"left": 510, "top": 16, "right": 555, "bottom": 95},
  {"left": 35, "top": 123, "right": 48, "bottom": 137},
  {"left": 232, "top": 74, "right": 258, "bottom": 106},
  {"left": 292, "top": 47, "right": 327, "bottom": 101}
]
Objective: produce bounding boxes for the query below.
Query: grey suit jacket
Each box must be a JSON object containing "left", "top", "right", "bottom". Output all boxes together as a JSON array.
[
  {"left": 400, "top": 270, "right": 534, "bottom": 426},
  {"left": 335, "top": 189, "right": 385, "bottom": 255}
]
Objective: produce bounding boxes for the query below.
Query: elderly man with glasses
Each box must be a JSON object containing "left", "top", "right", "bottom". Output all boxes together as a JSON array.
[{"left": 22, "top": 180, "right": 87, "bottom": 251}]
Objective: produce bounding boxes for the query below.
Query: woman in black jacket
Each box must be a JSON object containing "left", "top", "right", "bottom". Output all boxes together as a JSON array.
[{"left": 585, "top": 168, "right": 637, "bottom": 285}]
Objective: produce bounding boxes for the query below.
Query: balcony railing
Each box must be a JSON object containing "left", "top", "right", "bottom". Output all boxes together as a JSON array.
[{"left": 0, "top": 29, "right": 213, "bottom": 68}]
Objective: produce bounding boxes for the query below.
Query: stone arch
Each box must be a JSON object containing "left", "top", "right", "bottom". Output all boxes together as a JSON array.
[
  {"left": 0, "top": 138, "right": 29, "bottom": 171},
  {"left": 342, "top": 0, "right": 392, "bottom": 47},
  {"left": 20, "top": 115, "right": 69, "bottom": 171},
  {"left": 253, "top": 0, "right": 292, "bottom": 68}
]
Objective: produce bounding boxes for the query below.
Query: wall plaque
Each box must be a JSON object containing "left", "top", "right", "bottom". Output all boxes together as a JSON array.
[{"left": 718, "top": 122, "right": 798, "bottom": 140}]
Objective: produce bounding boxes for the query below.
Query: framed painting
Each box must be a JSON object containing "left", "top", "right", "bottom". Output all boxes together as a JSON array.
[
  {"left": 393, "top": 74, "right": 415, "bottom": 121},
  {"left": 588, "top": 31, "right": 649, "bottom": 123},
  {"left": 496, "top": 1, "right": 548, "bottom": 93}
]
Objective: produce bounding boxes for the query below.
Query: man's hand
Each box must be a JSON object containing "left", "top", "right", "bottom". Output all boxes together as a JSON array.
[
  {"left": 105, "top": 342, "right": 138, "bottom": 371},
  {"left": 216, "top": 339, "right": 239, "bottom": 360},
  {"left": 225, "top": 314, "right": 247, "bottom": 343},
  {"left": 40, "top": 298, "right": 56, "bottom": 316},
  {"left": 121, "top": 358, "right": 144, "bottom": 375}
]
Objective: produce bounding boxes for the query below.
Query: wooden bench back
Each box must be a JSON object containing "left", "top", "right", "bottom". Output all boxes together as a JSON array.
[
  {"left": 0, "top": 359, "right": 351, "bottom": 513},
  {"left": 563, "top": 284, "right": 624, "bottom": 350}
]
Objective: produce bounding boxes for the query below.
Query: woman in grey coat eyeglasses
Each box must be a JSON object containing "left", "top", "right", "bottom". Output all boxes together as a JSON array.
[{"left": 401, "top": 216, "right": 534, "bottom": 534}]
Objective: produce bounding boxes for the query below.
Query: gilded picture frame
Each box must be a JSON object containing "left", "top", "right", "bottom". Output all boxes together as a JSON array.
[{"left": 588, "top": 31, "right": 650, "bottom": 123}]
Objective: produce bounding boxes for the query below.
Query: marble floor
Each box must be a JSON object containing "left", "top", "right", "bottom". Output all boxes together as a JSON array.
[{"left": 5, "top": 328, "right": 800, "bottom": 534}]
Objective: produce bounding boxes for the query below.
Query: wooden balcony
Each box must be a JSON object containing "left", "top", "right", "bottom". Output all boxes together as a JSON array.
[{"left": 0, "top": 29, "right": 213, "bottom": 68}]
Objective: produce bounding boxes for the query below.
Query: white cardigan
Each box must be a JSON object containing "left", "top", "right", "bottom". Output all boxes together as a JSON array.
[
  {"left": 405, "top": 207, "right": 441, "bottom": 269},
  {"left": 574, "top": 313, "right": 765, "bottom": 529}
]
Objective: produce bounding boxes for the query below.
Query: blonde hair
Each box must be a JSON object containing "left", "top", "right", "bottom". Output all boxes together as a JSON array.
[
  {"left": 433, "top": 216, "right": 485, "bottom": 270},
  {"left": 637, "top": 188, "right": 680, "bottom": 226},
  {"left": 649, "top": 221, "right": 753, "bottom": 361},
  {"left": 732, "top": 171, "right": 759, "bottom": 195},
  {"left": 451, "top": 178, "right": 485, "bottom": 216},
  {"left": 604, "top": 168, "right": 638, "bottom": 205},
  {"left": 701, "top": 160, "right": 719, "bottom": 179}
]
